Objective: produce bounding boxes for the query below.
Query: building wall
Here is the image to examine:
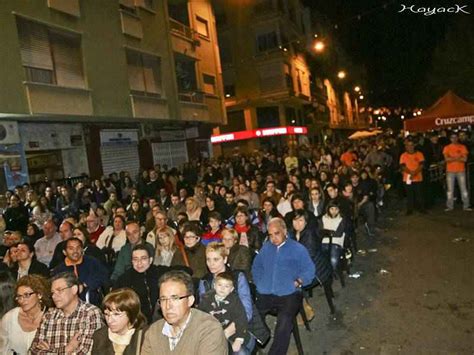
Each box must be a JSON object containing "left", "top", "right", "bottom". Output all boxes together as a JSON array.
[
  {"left": 214, "top": 0, "right": 313, "bottom": 153},
  {"left": 0, "top": 0, "right": 226, "bottom": 178}
]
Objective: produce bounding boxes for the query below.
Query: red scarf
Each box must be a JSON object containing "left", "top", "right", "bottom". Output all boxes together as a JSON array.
[{"left": 234, "top": 224, "right": 250, "bottom": 234}]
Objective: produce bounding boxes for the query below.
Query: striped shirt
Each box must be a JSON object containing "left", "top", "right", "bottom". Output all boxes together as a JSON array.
[{"left": 30, "top": 300, "right": 104, "bottom": 354}]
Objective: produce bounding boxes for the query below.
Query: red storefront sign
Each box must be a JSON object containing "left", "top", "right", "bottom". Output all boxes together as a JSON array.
[{"left": 211, "top": 126, "right": 307, "bottom": 144}]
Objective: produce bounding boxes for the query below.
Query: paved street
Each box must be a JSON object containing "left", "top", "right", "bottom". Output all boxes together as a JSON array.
[{"left": 293, "top": 199, "right": 474, "bottom": 354}]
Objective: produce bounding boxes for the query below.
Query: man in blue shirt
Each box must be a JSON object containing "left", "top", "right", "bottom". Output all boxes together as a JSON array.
[{"left": 252, "top": 217, "right": 315, "bottom": 355}]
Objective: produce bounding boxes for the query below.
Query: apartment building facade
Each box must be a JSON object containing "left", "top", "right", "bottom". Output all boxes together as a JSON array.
[
  {"left": 212, "top": 0, "right": 368, "bottom": 154},
  {"left": 0, "top": 0, "right": 225, "bottom": 188}
]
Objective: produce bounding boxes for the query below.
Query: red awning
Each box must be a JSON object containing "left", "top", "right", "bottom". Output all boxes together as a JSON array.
[{"left": 404, "top": 91, "right": 474, "bottom": 132}]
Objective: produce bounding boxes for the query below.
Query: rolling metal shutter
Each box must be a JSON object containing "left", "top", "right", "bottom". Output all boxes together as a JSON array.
[
  {"left": 152, "top": 141, "right": 188, "bottom": 168},
  {"left": 100, "top": 130, "right": 140, "bottom": 178}
]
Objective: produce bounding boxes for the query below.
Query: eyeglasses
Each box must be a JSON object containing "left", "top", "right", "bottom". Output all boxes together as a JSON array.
[
  {"left": 104, "top": 310, "right": 127, "bottom": 319},
  {"left": 158, "top": 295, "right": 191, "bottom": 305},
  {"left": 184, "top": 235, "right": 197, "bottom": 240},
  {"left": 132, "top": 256, "right": 150, "bottom": 263},
  {"left": 51, "top": 285, "right": 72, "bottom": 296},
  {"left": 15, "top": 291, "right": 36, "bottom": 301}
]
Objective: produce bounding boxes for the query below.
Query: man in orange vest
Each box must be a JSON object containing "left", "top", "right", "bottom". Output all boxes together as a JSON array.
[
  {"left": 399, "top": 139, "right": 426, "bottom": 215},
  {"left": 443, "top": 132, "right": 471, "bottom": 211}
]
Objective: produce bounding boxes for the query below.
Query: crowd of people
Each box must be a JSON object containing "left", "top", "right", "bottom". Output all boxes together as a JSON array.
[{"left": 0, "top": 128, "right": 472, "bottom": 354}]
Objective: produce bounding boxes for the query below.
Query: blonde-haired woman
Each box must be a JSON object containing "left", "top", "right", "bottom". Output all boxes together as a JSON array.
[
  {"left": 185, "top": 197, "right": 202, "bottom": 222},
  {"left": 0, "top": 275, "right": 52, "bottom": 355},
  {"left": 152, "top": 227, "right": 178, "bottom": 267},
  {"left": 92, "top": 288, "right": 147, "bottom": 354}
]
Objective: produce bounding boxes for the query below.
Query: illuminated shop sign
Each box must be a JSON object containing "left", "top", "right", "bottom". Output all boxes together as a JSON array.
[{"left": 211, "top": 126, "right": 307, "bottom": 144}]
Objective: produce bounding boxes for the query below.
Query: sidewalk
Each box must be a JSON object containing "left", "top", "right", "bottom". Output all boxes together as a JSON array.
[{"left": 292, "top": 201, "right": 474, "bottom": 354}]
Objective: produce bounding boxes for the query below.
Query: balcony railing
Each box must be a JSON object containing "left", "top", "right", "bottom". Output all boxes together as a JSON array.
[
  {"left": 178, "top": 91, "right": 205, "bottom": 104},
  {"left": 169, "top": 18, "right": 193, "bottom": 40}
]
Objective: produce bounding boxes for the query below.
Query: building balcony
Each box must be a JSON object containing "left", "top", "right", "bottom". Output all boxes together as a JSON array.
[
  {"left": 130, "top": 93, "right": 169, "bottom": 119},
  {"left": 169, "top": 18, "right": 193, "bottom": 40},
  {"left": 205, "top": 95, "right": 226, "bottom": 124},
  {"left": 252, "top": 0, "right": 283, "bottom": 19},
  {"left": 169, "top": 19, "right": 199, "bottom": 59},
  {"left": 178, "top": 91, "right": 209, "bottom": 122},
  {"left": 24, "top": 82, "right": 93, "bottom": 116}
]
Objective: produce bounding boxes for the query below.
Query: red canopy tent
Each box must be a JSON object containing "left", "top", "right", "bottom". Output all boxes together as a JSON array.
[{"left": 404, "top": 91, "right": 474, "bottom": 132}]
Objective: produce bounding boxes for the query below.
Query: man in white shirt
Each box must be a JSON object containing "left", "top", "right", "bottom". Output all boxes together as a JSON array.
[{"left": 34, "top": 219, "right": 62, "bottom": 267}]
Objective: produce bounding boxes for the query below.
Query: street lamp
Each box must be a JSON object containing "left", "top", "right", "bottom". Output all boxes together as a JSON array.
[
  {"left": 337, "top": 70, "right": 346, "bottom": 79},
  {"left": 359, "top": 95, "right": 364, "bottom": 100},
  {"left": 314, "top": 41, "right": 325, "bottom": 52},
  {"left": 354, "top": 86, "right": 361, "bottom": 92}
]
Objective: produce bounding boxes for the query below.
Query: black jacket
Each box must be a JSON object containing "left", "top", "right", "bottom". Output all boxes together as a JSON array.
[
  {"left": 10, "top": 259, "right": 50, "bottom": 280},
  {"left": 114, "top": 265, "right": 169, "bottom": 324},
  {"left": 290, "top": 226, "right": 332, "bottom": 284}
]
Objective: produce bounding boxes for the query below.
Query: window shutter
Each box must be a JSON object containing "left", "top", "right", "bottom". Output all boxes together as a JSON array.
[
  {"left": 50, "top": 32, "right": 84, "bottom": 88},
  {"left": 127, "top": 51, "right": 146, "bottom": 93},
  {"left": 142, "top": 54, "right": 161, "bottom": 95},
  {"left": 17, "top": 19, "right": 53, "bottom": 70},
  {"left": 203, "top": 74, "right": 216, "bottom": 95}
]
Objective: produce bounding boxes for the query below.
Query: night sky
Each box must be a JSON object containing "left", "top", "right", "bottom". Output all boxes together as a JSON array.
[{"left": 304, "top": 0, "right": 465, "bottom": 107}]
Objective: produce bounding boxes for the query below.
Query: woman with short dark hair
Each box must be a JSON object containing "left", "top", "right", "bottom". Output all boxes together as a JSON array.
[{"left": 92, "top": 288, "right": 147, "bottom": 354}]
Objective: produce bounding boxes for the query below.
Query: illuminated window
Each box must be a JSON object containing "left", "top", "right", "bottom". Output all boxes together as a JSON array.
[{"left": 195, "top": 16, "right": 209, "bottom": 38}]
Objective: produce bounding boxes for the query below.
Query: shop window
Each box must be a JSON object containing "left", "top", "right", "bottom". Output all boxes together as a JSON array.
[
  {"left": 195, "top": 16, "right": 209, "bottom": 38},
  {"left": 126, "top": 49, "right": 162, "bottom": 97},
  {"left": 256, "top": 31, "right": 278, "bottom": 53},
  {"left": 16, "top": 17, "right": 85, "bottom": 88},
  {"left": 202, "top": 74, "right": 216, "bottom": 95}
]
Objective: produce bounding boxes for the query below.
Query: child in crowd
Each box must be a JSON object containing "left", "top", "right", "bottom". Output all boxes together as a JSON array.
[
  {"left": 201, "top": 212, "right": 223, "bottom": 246},
  {"left": 198, "top": 271, "right": 249, "bottom": 354}
]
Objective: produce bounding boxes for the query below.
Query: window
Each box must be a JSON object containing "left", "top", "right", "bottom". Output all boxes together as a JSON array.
[
  {"left": 195, "top": 16, "right": 209, "bottom": 37},
  {"left": 256, "top": 31, "right": 278, "bottom": 53},
  {"left": 175, "top": 55, "right": 197, "bottom": 93},
  {"left": 168, "top": 3, "right": 189, "bottom": 26},
  {"left": 202, "top": 74, "right": 216, "bottom": 95},
  {"left": 119, "top": 0, "right": 138, "bottom": 15},
  {"left": 284, "top": 63, "right": 293, "bottom": 91},
  {"left": 16, "top": 17, "right": 85, "bottom": 88},
  {"left": 126, "top": 50, "right": 162, "bottom": 97}
]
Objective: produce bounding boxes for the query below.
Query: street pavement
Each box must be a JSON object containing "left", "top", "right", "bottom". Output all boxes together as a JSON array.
[{"left": 284, "top": 198, "right": 474, "bottom": 354}]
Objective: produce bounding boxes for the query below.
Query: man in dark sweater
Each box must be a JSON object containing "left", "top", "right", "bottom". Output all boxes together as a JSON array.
[{"left": 51, "top": 238, "right": 109, "bottom": 306}]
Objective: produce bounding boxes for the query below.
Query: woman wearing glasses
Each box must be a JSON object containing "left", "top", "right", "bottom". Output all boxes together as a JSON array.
[
  {"left": 0, "top": 274, "right": 52, "bottom": 354},
  {"left": 92, "top": 288, "right": 147, "bottom": 355}
]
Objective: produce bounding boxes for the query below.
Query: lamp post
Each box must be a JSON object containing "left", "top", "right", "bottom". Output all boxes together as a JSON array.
[{"left": 314, "top": 40, "right": 325, "bottom": 53}]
